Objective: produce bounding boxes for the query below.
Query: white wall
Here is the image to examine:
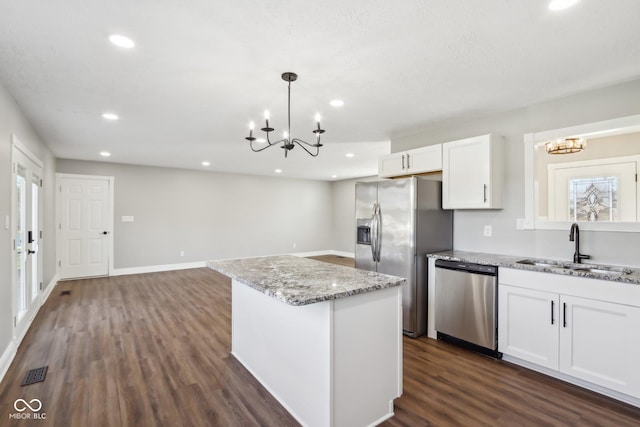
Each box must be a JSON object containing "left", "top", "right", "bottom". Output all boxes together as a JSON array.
[
  {"left": 56, "top": 160, "right": 334, "bottom": 269},
  {"left": 0, "top": 80, "right": 56, "bottom": 370},
  {"left": 392, "top": 78, "right": 640, "bottom": 267}
]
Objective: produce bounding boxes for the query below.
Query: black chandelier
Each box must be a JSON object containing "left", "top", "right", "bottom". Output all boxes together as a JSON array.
[{"left": 245, "top": 72, "right": 325, "bottom": 158}]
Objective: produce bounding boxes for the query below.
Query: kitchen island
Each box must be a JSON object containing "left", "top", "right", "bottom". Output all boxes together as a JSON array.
[{"left": 207, "top": 255, "right": 405, "bottom": 427}]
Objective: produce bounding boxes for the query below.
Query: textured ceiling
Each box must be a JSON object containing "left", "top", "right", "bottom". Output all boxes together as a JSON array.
[{"left": 0, "top": 0, "right": 639, "bottom": 180}]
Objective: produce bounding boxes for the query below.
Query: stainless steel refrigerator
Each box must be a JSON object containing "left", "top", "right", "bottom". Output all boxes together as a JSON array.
[{"left": 355, "top": 177, "right": 453, "bottom": 337}]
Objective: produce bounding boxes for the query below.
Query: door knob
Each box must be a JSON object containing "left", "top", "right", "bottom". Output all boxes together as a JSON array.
[
  {"left": 102, "top": 231, "right": 109, "bottom": 235},
  {"left": 28, "top": 249, "right": 36, "bottom": 255}
]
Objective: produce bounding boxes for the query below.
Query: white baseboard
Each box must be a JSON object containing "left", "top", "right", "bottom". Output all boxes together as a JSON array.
[
  {"left": 330, "top": 250, "right": 355, "bottom": 258},
  {"left": 110, "top": 261, "right": 207, "bottom": 276},
  {"left": 289, "top": 250, "right": 333, "bottom": 257},
  {"left": 40, "top": 273, "right": 59, "bottom": 307},
  {"left": 290, "top": 249, "right": 355, "bottom": 258},
  {"left": 0, "top": 339, "right": 17, "bottom": 386},
  {"left": 0, "top": 273, "right": 59, "bottom": 384},
  {"left": 105, "top": 250, "right": 355, "bottom": 278}
]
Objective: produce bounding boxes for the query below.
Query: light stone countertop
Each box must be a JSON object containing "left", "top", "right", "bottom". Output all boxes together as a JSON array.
[
  {"left": 207, "top": 255, "right": 405, "bottom": 306},
  {"left": 428, "top": 250, "right": 640, "bottom": 285}
]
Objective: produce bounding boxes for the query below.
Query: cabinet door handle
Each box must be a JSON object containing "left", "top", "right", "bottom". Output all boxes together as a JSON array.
[
  {"left": 483, "top": 184, "right": 488, "bottom": 203},
  {"left": 563, "top": 303, "right": 567, "bottom": 328},
  {"left": 401, "top": 154, "right": 405, "bottom": 169},
  {"left": 551, "top": 300, "right": 555, "bottom": 325},
  {"left": 407, "top": 153, "right": 411, "bottom": 169}
]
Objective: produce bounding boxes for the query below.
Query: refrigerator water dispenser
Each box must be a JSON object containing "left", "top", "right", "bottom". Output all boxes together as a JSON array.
[{"left": 356, "top": 218, "right": 372, "bottom": 245}]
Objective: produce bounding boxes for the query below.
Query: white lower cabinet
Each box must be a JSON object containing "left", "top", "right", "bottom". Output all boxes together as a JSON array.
[
  {"left": 498, "top": 268, "right": 640, "bottom": 402},
  {"left": 560, "top": 295, "right": 640, "bottom": 397},
  {"left": 498, "top": 285, "right": 559, "bottom": 370}
]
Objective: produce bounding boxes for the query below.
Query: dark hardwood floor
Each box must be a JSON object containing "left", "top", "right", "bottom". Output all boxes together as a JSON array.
[{"left": 1, "top": 259, "right": 639, "bottom": 426}]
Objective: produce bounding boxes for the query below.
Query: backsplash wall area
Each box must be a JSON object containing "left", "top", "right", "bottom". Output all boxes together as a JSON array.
[{"left": 392, "top": 78, "right": 640, "bottom": 267}]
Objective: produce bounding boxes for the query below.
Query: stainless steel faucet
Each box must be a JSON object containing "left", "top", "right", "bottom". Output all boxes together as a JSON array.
[{"left": 569, "top": 223, "right": 591, "bottom": 264}]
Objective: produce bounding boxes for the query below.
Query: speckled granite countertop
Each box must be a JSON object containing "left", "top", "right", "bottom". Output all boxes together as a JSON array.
[
  {"left": 207, "top": 255, "right": 405, "bottom": 306},
  {"left": 428, "top": 250, "right": 640, "bottom": 285}
]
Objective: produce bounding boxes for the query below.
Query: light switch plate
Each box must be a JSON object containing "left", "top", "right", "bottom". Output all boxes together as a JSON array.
[
  {"left": 121, "top": 216, "right": 134, "bottom": 223},
  {"left": 4, "top": 215, "right": 9, "bottom": 230}
]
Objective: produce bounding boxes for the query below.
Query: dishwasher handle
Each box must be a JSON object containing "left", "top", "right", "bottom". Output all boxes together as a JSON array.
[{"left": 434, "top": 259, "right": 498, "bottom": 276}]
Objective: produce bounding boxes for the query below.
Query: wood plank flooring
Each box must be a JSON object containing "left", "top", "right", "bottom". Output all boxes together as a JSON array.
[{"left": 1, "top": 260, "right": 639, "bottom": 426}]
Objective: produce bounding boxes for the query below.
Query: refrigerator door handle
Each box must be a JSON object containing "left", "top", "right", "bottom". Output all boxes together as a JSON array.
[
  {"left": 370, "top": 203, "right": 378, "bottom": 262},
  {"left": 375, "top": 203, "right": 382, "bottom": 262}
]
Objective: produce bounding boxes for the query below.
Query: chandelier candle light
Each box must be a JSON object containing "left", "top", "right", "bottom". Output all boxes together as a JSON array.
[
  {"left": 245, "top": 72, "right": 325, "bottom": 158},
  {"left": 545, "top": 137, "right": 586, "bottom": 154}
]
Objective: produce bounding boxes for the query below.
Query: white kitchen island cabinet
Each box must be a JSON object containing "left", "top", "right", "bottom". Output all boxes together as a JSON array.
[{"left": 208, "top": 255, "right": 404, "bottom": 427}]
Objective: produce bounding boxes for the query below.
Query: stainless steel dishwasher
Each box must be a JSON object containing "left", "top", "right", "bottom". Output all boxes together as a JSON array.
[{"left": 434, "top": 259, "right": 500, "bottom": 358}]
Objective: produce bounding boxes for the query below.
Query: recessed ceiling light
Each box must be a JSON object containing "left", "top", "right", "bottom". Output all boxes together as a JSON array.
[
  {"left": 345, "top": 153, "right": 355, "bottom": 158},
  {"left": 202, "top": 161, "right": 210, "bottom": 167},
  {"left": 331, "top": 174, "right": 338, "bottom": 179},
  {"left": 330, "top": 99, "right": 344, "bottom": 107},
  {"left": 99, "top": 151, "right": 111, "bottom": 157},
  {"left": 102, "top": 112, "right": 119, "bottom": 121},
  {"left": 109, "top": 34, "right": 135, "bottom": 49},
  {"left": 275, "top": 169, "right": 283, "bottom": 174},
  {"left": 548, "top": 0, "right": 580, "bottom": 11}
]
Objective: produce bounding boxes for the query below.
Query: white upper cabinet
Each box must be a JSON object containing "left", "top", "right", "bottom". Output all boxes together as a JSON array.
[
  {"left": 442, "top": 134, "right": 503, "bottom": 209},
  {"left": 378, "top": 144, "right": 442, "bottom": 178}
]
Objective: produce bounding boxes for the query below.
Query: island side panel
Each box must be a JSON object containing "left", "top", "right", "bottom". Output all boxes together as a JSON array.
[
  {"left": 231, "top": 279, "right": 331, "bottom": 427},
  {"left": 332, "top": 285, "right": 403, "bottom": 427}
]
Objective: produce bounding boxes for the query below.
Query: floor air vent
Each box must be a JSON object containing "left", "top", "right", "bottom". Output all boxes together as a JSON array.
[
  {"left": 22, "top": 366, "right": 48, "bottom": 386},
  {"left": 60, "top": 290, "right": 71, "bottom": 296}
]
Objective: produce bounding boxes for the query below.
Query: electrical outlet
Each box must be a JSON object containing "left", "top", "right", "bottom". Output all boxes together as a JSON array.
[
  {"left": 292, "top": 243, "right": 297, "bottom": 249},
  {"left": 483, "top": 225, "right": 492, "bottom": 237},
  {"left": 180, "top": 250, "right": 185, "bottom": 257},
  {"left": 4, "top": 215, "right": 8, "bottom": 230},
  {"left": 516, "top": 218, "right": 525, "bottom": 230}
]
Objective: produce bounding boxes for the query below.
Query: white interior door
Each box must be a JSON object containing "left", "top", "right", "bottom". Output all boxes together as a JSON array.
[
  {"left": 11, "top": 136, "right": 44, "bottom": 340},
  {"left": 58, "top": 174, "right": 113, "bottom": 279}
]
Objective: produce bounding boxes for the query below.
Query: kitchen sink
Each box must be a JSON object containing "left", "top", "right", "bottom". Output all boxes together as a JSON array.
[
  {"left": 515, "top": 259, "right": 564, "bottom": 268},
  {"left": 516, "top": 259, "right": 632, "bottom": 276},
  {"left": 564, "top": 265, "right": 631, "bottom": 276}
]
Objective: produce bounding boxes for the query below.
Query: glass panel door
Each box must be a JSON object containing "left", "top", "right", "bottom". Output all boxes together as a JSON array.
[
  {"left": 12, "top": 138, "right": 44, "bottom": 339},
  {"left": 30, "top": 174, "right": 40, "bottom": 302},
  {"left": 15, "top": 165, "right": 27, "bottom": 317}
]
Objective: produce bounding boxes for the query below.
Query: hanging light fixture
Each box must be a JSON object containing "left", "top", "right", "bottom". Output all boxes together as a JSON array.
[
  {"left": 245, "top": 72, "right": 324, "bottom": 158},
  {"left": 545, "top": 137, "right": 586, "bottom": 154}
]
